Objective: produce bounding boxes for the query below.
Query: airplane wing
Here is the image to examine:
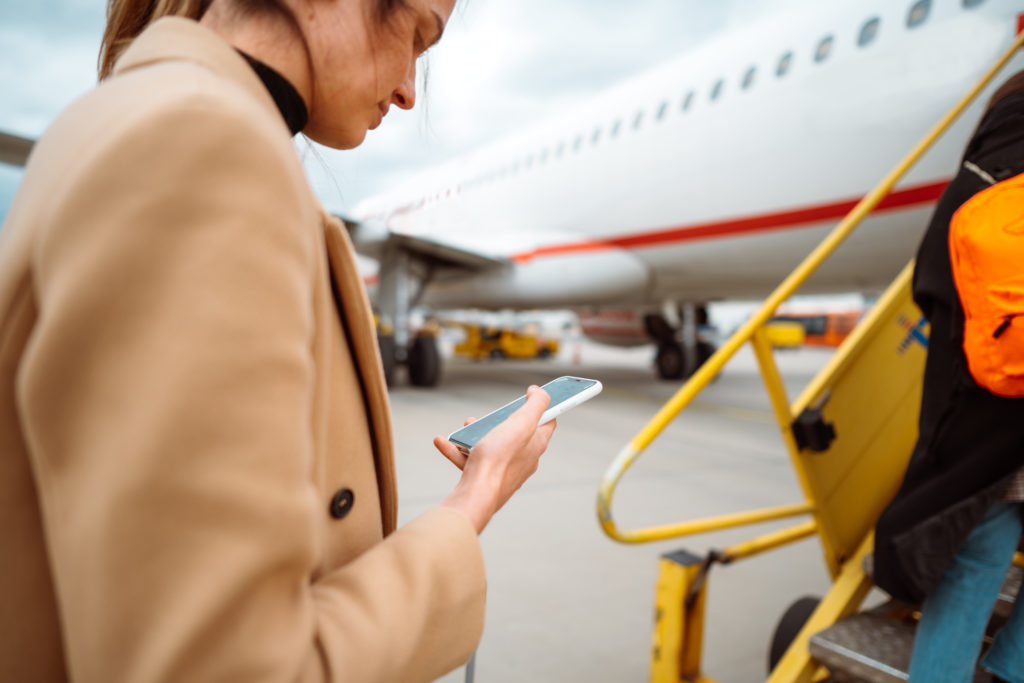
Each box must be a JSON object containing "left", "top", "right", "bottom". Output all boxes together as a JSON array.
[
  {"left": 0, "top": 131, "right": 34, "bottom": 168},
  {"left": 338, "top": 215, "right": 508, "bottom": 271},
  {"left": 388, "top": 232, "right": 508, "bottom": 270}
]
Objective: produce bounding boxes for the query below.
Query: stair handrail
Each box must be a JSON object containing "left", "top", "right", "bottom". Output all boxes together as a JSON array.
[{"left": 597, "top": 32, "right": 1024, "bottom": 545}]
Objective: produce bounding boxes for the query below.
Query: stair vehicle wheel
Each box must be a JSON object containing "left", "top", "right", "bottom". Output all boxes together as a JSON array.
[
  {"left": 768, "top": 596, "right": 821, "bottom": 673},
  {"left": 408, "top": 335, "right": 441, "bottom": 387},
  {"left": 655, "top": 342, "right": 686, "bottom": 380},
  {"left": 489, "top": 348, "right": 505, "bottom": 360}
]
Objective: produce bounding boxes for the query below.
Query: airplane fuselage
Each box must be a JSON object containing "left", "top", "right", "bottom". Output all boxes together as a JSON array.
[{"left": 353, "top": 1, "right": 1024, "bottom": 311}]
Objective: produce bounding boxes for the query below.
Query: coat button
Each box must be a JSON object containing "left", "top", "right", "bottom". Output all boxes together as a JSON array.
[{"left": 329, "top": 488, "right": 355, "bottom": 519}]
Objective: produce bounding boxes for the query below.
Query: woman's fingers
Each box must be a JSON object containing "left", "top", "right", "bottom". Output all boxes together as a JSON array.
[
  {"left": 433, "top": 435, "right": 468, "bottom": 470},
  {"left": 507, "top": 386, "right": 550, "bottom": 432}
]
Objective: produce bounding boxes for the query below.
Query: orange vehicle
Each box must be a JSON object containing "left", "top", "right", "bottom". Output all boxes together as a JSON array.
[{"left": 769, "top": 310, "right": 864, "bottom": 348}]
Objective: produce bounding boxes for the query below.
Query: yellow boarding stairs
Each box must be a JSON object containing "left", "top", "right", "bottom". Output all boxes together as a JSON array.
[{"left": 596, "top": 33, "right": 1024, "bottom": 683}]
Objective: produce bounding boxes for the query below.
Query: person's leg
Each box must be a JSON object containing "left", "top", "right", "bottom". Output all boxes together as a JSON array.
[
  {"left": 981, "top": 512, "right": 1024, "bottom": 683},
  {"left": 908, "top": 502, "right": 1022, "bottom": 682}
]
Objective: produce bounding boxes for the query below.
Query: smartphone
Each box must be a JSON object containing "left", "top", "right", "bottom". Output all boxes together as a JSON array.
[{"left": 447, "top": 376, "right": 602, "bottom": 456}]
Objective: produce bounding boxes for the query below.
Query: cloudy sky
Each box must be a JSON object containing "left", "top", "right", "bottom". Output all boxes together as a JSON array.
[{"left": 0, "top": 0, "right": 811, "bottom": 220}]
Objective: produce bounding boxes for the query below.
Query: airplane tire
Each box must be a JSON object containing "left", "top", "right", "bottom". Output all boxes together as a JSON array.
[
  {"left": 378, "top": 333, "right": 397, "bottom": 386},
  {"left": 655, "top": 342, "right": 686, "bottom": 380},
  {"left": 768, "top": 596, "right": 821, "bottom": 673},
  {"left": 696, "top": 340, "right": 715, "bottom": 367},
  {"left": 408, "top": 335, "right": 442, "bottom": 387}
]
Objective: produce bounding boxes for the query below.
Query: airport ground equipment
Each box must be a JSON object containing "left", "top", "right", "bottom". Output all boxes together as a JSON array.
[
  {"left": 597, "top": 31, "right": 1024, "bottom": 683},
  {"left": 451, "top": 322, "right": 559, "bottom": 361},
  {"left": 762, "top": 320, "right": 806, "bottom": 350}
]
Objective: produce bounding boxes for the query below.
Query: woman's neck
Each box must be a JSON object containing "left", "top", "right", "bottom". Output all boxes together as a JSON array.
[{"left": 199, "top": 3, "right": 312, "bottom": 111}]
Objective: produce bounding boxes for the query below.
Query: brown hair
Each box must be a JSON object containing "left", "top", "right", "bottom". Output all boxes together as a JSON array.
[
  {"left": 987, "top": 70, "right": 1024, "bottom": 111},
  {"left": 98, "top": 0, "right": 409, "bottom": 80}
]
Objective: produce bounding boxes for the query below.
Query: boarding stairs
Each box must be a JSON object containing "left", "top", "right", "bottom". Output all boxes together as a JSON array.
[
  {"left": 595, "top": 32, "right": 1024, "bottom": 683},
  {"left": 807, "top": 564, "right": 1022, "bottom": 683}
]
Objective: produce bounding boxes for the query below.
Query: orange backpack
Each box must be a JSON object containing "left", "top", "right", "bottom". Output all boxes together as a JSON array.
[{"left": 949, "top": 170, "right": 1024, "bottom": 397}]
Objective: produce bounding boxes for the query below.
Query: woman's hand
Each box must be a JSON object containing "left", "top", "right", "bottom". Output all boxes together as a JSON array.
[{"left": 435, "top": 386, "right": 556, "bottom": 533}]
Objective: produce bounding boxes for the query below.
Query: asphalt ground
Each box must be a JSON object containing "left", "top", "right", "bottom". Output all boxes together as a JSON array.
[{"left": 390, "top": 340, "right": 841, "bottom": 683}]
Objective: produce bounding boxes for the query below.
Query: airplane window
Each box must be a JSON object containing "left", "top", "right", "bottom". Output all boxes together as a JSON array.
[
  {"left": 573, "top": 135, "right": 583, "bottom": 151},
  {"left": 776, "top": 51, "right": 793, "bottom": 77},
  {"left": 555, "top": 142, "right": 565, "bottom": 157},
  {"left": 681, "top": 90, "right": 695, "bottom": 111},
  {"left": 710, "top": 78, "right": 724, "bottom": 102},
  {"left": 656, "top": 100, "right": 669, "bottom": 120},
  {"left": 610, "top": 119, "right": 622, "bottom": 138},
  {"left": 962, "top": 0, "right": 985, "bottom": 7},
  {"left": 741, "top": 66, "right": 756, "bottom": 90},
  {"left": 907, "top": 0, "right": 931, "bottom": 28},
  {"left": 525, "top": 155, "right": 533, "bottom": 169},
  {"left": 592, "top": 127, "right": 601, "bottom": 144},
  {"left": 858, "top": 17, "right": 881, "bottom": 47},
  {"left": 633, "top": 110, "right": 644, "bottom": 129},
  {"left": 814, "top": 35, "right": 834, "bottom": 63},
  {"left": 539, "top": 149, "right": 549, "bottom": 164}
]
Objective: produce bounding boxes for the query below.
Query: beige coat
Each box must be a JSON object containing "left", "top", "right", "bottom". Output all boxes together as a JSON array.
[{"left": 0, "top": 17, "right": 484, "bottom": 682}]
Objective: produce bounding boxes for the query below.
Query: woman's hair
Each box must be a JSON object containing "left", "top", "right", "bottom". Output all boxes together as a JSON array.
[
  {"left": 987, "top": 70, "right": 1024, "bottom": 111},
  {"left": 98, "top": 0, "right": 408, "bottom": 80}
]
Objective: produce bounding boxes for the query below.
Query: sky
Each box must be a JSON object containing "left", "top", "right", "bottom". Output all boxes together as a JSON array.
[{"left": 0, "top": 0, "right": 812, "bottom": 220}]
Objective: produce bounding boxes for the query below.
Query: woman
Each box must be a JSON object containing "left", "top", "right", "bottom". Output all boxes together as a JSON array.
[{"left": 0, "top": 1, "right": 555, "bottom": 681}]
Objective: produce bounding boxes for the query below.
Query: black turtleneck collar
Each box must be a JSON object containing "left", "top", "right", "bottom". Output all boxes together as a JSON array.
[{"left": 237, "top": 50, "right": 308, "bottom": 136}]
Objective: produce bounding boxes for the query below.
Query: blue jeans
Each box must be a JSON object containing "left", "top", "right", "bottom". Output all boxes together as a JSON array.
[{"left": 908, "top": 502, "right": 1024, "bottom": 682}]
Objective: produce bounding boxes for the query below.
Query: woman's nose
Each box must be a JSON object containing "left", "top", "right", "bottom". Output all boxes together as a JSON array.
[{"left": 391, "top": 65, "right": 416, "bottom": 110}]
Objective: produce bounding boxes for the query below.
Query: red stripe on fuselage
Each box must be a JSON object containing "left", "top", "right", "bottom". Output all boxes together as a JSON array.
[{"left": 510, "top": 179, "right": 949, "bottom": 263}]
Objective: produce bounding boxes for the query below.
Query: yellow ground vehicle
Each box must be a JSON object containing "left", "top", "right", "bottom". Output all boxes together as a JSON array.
[
  {"left": 597, "top": 35, "right": 1024, "bottom": 683},
  {"left": 763, "top": 320, "right": 806, "bottom": 349},
  {"left": 453, "top": 323, "right": 559, "bottom": 361}
]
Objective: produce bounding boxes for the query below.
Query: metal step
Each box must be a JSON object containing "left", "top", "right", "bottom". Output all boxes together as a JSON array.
[{"left": 808, "top": 565, "right": 1024, "bottom": 683}]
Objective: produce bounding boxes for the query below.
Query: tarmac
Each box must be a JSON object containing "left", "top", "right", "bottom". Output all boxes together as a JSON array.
[{"left": 390, "top": 340, "right": 845, "bottom": 683}]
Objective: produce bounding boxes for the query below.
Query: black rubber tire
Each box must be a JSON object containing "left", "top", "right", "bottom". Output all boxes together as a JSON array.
[
  {"left": 655, "top": 342, "right": 686, "bottom": 380},
  {"left": 644, "top": 314, "right": 677, "bottom": 344},
  {"left": 768, "top": 596, "right": 821, "bottom": 673},
  {"left": 408, "top": 335, "right": 441, "bottom": 387},
  {"left": 489, "top": 348, "right": 505, "bottom": 360},
  {"left": 377, "top": 333, "right": 397, "bottom": 386},
  {"left": 537, "top": 347, "right": 552, "bottom": 359},
  {"left": 696, "top": 340, "right": 715, "bottom": 367}
]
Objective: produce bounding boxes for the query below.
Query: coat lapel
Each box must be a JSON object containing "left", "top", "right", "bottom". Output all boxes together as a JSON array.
[{"left": 321, "top": 212, "right": 397, "bottom": 535}]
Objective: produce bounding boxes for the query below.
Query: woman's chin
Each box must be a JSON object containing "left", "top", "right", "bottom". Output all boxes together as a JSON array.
[{"left": 305, "top": 124, "right": 367, "bottom": 150}]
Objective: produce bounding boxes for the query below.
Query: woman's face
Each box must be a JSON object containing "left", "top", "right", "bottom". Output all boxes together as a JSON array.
[{"left": 302, "top": 0, "right": 455, "bottom": 149}]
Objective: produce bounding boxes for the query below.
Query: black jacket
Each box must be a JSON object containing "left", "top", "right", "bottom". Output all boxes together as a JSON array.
[{"left": 873, "top": 92, "right": 1024, "bottom": 604}]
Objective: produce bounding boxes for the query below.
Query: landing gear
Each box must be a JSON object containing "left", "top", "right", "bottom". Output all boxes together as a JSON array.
[
  {"left": 646, "top": 303, "right": 717, "bottom": 381},
  {"left": 375, "top": 245, "right": 443, "bottom": 387},
  {"left": 408, "top": 333, "right": 441, "bottom": 387},
  {"left": 375, "top": 321, "right": 442, "bottom": 387},
  {"left": 655, "top": 342, "right": 686, "bottom": 380}
]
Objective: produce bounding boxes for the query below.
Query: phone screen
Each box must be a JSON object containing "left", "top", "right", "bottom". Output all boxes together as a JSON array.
[{"left": 449, "top": 377, "right": 598, "bottom": 449}]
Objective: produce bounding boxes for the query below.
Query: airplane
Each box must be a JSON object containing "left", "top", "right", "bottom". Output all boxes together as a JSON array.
[
  {"left": 3, "top": 1, "right": 1023, "bottom": 388},
  {"left": 344, "top": 0, "right": 1024, "bottom": 386}
]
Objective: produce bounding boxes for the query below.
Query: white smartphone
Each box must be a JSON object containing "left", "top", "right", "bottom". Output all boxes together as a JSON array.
[{"left": 447, "top": 376, "right": 602, "bottom": 456}]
